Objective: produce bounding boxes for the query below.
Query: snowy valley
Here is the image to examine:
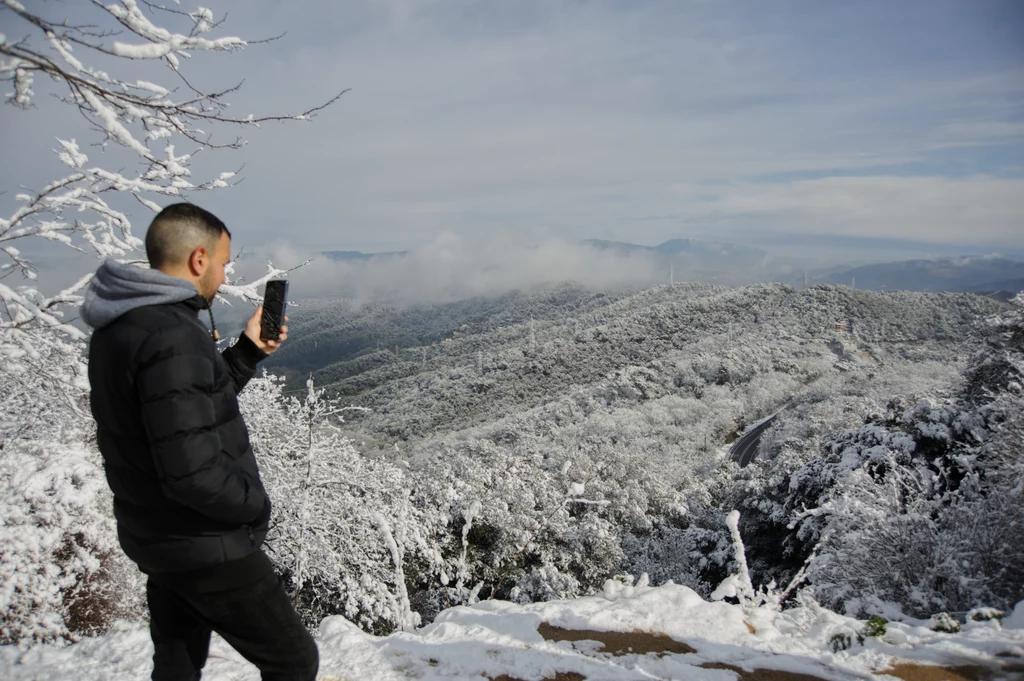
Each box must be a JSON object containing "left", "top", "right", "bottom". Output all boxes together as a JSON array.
[{"left": 4, "top": 280, "right": 1022, "bottom": 680}]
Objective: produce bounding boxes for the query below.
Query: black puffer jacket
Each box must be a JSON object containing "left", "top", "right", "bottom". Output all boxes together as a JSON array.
[{"left": 83, "top": 260, "right": 271, "bottom": 574}]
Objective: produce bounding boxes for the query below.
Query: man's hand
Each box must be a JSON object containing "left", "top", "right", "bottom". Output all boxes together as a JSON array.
[{"left": 244, "top": 306, "right": 288, "bottom": 354}]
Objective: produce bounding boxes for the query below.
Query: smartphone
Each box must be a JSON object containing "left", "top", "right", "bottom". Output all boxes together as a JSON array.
[{"left": 260, "top": 279, "right": 289, "bottom": 341}]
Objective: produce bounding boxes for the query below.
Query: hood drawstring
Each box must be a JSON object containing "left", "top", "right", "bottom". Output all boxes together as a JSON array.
[{"left": 206, "top": 304, "right": 221, "bottom": 341}]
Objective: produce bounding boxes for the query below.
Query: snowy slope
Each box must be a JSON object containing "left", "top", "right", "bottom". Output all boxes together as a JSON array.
[{"left": 4, "top": 582, "right": 1022, "bottom": 681}]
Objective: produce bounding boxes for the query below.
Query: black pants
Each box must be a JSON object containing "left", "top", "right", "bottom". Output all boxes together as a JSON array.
[{"left": 147, "top": 568, "right": 319, "bottom": 681}]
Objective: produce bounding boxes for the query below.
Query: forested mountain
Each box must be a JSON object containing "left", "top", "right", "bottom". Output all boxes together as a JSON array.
[
  {"left": 5, "top": 271, "right": 1020, "bottom": 644},
  {"left": 258, "top": 283, "right": 1021, "bottom": 624},
  {"left": 271, "top": 283, "right": 1000, "bottom": 444},
  {"left": 264, "top": 285, "right": 637, "bottom": 376}
]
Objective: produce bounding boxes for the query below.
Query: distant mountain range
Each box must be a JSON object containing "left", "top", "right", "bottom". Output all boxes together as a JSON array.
[
  {"left": 815, "top": 258, "right": 1024, "bottom": 297},
  {"left": 582, "top": 238, "right": 767, "bottom": 265},
  {"left": 322, "top": 238, "right": 766, "bottom": 268},
  {"left": 319, "top": 239, "right": 1023, "bottom": 296}
]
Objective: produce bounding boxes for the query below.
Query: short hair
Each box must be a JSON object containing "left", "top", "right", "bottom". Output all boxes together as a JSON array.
[{"left": 145, "top": 203, "right": 232, "bottom": 269}]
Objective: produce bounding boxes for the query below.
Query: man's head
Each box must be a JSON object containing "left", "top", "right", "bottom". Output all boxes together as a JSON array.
[{"left": 145, "top": 203, "right": 232, "bottom": 301}]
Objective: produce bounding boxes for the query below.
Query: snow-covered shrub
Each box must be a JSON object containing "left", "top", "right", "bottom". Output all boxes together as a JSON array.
[
  {"left": 968, "top": 607, "right": 1004, "bottom": 622},
  {"left": 620, "top": 520, "right": 731, "bottom": 598},
  {"left": 829, "top": 632, "right": 854, "bottom": 652},
  {"left": 0, "top": 337, "right": 145, "bottom": 647},
  {"left": 930, "top": 612, "right": 961, "bottom": 633},
  {"left": 240, "top": 373, "right": 433, "bottom": 634},
  {"left": 402, "top": 434, "right": 630, "bottom": 617},
  {"left": 0, "top": 438, "right": 143, "bottom": 646},
  {"left": 784, "top": 402, "right": 1020, "bottom": 618},
  {"left": 777, "top": 295, "right": 1024, "bottom": 618},
  {"left": 962, "top": 293, "right": 1024, "bottom": 403},
  {"left": 863, "top": 615, "right": 887, "bottom": 638}
]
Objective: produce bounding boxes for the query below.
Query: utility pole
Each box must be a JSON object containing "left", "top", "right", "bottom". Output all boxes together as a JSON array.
[
  {"left": 670, "top": 262, "right": 674, "bottom": 287},
  {"left": 803, "top": 270, "right": 808, "bottom": 288}
]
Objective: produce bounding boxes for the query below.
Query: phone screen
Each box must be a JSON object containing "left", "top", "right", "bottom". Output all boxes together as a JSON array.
[{"left": 260, "top": 279, "right": 289, "bottom": 341}]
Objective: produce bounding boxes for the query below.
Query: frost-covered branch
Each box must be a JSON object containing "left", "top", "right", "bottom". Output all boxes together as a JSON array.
[
  {"left": 218, "top": 259, "right": 311, "bottom": 306},
  {"left": 0, "top": 0, "right": 348, "bottom": 645},
  {"left": 0, "top": 0, "right": 342, "bottom": 368}
]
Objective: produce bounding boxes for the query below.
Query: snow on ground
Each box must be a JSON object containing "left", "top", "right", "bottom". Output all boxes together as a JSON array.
[{"left": 3, "top": 582, "right": 1022, "bottom": 681}]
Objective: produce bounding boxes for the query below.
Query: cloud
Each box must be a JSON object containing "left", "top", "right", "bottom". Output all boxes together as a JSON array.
[
  {"left": 2, "top": 0, "right": 1022, "bottom": 270},
  {"left": 664, "top": 175, "right": 1024, "bottom": 246},
  {"left": 929, "top": 119, "right": 1024, "bottom": 149},
  {"left": 188, "top": 0, "right": 1023, "bottom": 255},
  {"left": 233, "top": 231, "right": 662, "bottom": 303}
]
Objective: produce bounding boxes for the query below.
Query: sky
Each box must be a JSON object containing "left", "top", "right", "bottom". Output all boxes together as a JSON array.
[{"left": 2, "top": 0, "right": 1023, "bottom": 298}]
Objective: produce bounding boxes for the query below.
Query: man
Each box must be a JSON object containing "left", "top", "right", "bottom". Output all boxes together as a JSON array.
[{"left": 81, "top": 203, "right": 318, "bottom": 681}]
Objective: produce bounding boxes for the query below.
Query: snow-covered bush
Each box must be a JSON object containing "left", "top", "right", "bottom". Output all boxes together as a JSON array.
[
  {"left": 621, "top": 523, "right": 723, "bottom": 597},
  {"left": 0, "top": 333, "right": 143, "bottom": 647},
  {"left": 240, "top": 373, "right": 433, "bottom": 634},
  {"left": 962, "top": 292, "right": 1024, "bottom": 402},
  {"left": 0, "top": 439, "right": 144, "bottom": 646},
  {"left": 401, "top": 433, "right": 632, "bottom": 619},
  {"left": 776, "top": 295, "right": 1024, "bottom": 617},
  {"left": 772, "top": 403, "right": 1020, "bottom": 618}
]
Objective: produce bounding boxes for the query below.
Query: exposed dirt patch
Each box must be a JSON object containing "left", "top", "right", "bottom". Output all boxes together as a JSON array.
[
  {"left": 537, "top": 622, "right": 696, "bottom": 656},
  {"left": 701, "top": 661, "right": 833, "bottom": 681},
  {"left": 878, "top": 661, "right": 1024, "bottom": 681}
]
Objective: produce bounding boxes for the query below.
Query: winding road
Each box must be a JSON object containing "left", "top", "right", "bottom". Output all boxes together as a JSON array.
[{"left": 728, "top": 413, "right": 780, "bottom": 468}]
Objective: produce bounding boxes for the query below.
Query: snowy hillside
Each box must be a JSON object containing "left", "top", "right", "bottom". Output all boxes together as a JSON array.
[
  {"left": 271, "top": 283, "right": 1003, "bottom": 442},
  {"left": 252, "top": 285, "right": 1022, "bottom": 632},
  {"left": 3, "top": 284, "right": 1020, "bottom": 651}
]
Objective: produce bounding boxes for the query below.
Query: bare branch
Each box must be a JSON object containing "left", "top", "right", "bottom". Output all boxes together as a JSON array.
[{"left": 247, "top": 32, "right": 288, "bottom": 47}]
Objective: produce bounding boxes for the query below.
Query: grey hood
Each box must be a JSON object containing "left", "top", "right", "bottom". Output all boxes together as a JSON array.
[{"left": 81, "top": 259, "right": 200, "bottom": 329}]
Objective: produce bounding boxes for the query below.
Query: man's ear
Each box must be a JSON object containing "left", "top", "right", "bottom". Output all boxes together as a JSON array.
[{"left": 188, "top": 245, "right": 208, "bottom": 276}]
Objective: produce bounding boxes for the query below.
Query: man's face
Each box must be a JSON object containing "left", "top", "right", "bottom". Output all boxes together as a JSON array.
[{"left": 198, "top": 232, "right": 231, "bottom": 301}]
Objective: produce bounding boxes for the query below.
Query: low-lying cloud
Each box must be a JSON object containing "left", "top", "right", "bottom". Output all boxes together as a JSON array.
[{"left": 235, "top": 231, "right": 664, "bottom": 303}]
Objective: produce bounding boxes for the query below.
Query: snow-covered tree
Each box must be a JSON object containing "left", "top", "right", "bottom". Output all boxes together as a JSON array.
[
  {"left": 240, "top": 373, "right": 433, "bottom": 634},
  {"left": 759, "top": 295, "right": 1023, "bottom": 617},
  {"left": 261, "top": 281, "right": 1005, "bottom": 618},
  {"left": 0, "top": 0, "right": 341, "bottom": 645},
  {"left": 1, "top": 0, "right": 339, "bottom": 368}
]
